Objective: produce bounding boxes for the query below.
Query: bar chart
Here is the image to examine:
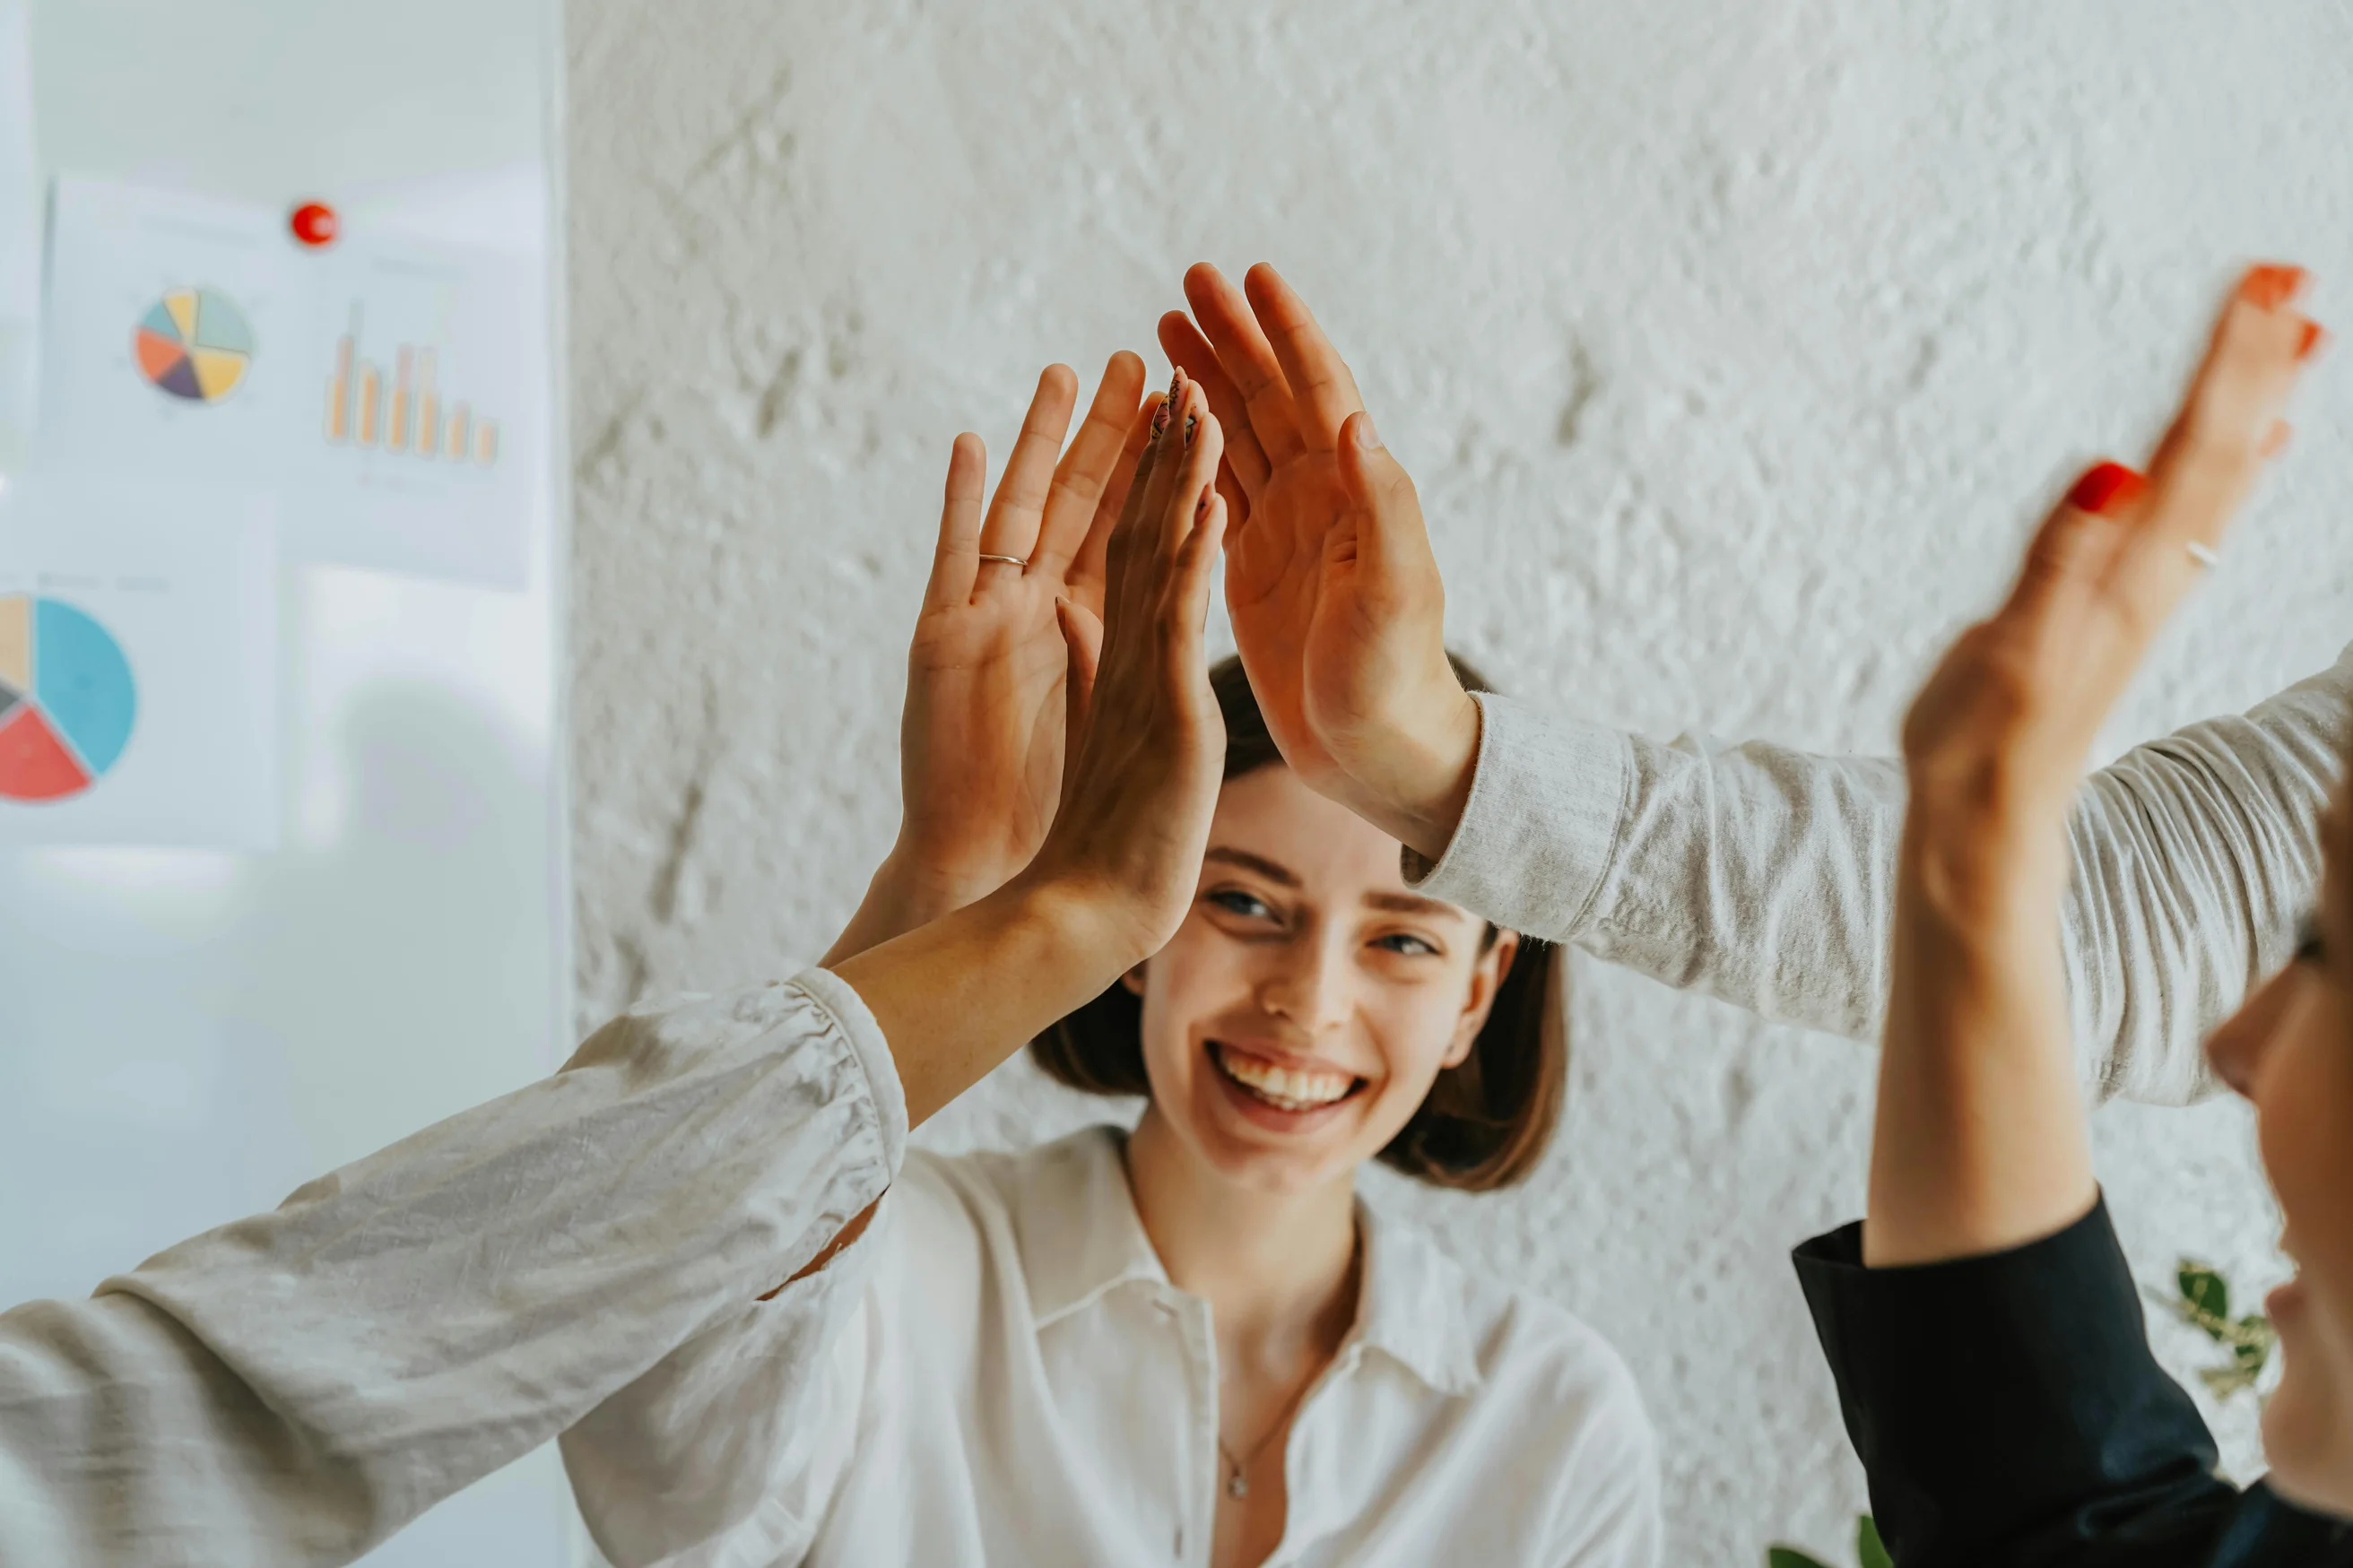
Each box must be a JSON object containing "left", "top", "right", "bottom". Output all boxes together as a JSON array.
[{"left": 324, "top": 304, "right": 500, "bottom": 466}]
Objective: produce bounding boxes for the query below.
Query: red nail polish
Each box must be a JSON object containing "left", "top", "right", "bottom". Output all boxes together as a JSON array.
[
  {"left": 2068, "top": 461, "right": 2145, "bottom": 515},
  {"left": 2299, "top": 320, "right": 2328, "bottom": 360},
  {"left": 2244, "top": 264, "right": 2309, "bottom": 310}
]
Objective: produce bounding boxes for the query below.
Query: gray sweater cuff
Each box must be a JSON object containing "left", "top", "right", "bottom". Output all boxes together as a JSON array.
[{"left": 1402, "top": 691, "right": 1633, "bottom": 941}]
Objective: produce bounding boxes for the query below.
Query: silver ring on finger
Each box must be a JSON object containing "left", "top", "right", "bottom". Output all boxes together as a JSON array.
[
  {"left": 977, "top": 553, "right": 1029, "bottom": 569},
  {"left": 2185, "top": 541, "right": 2220, "bottom": 570}
]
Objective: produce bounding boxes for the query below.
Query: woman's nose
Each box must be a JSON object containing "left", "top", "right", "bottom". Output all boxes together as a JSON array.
[
  {"left": 2206, "top": 966, "right": 2297, "bottom": 1097},
  {"left": 1257, "top": 932, "right": 1355, "bottom": 1034}
]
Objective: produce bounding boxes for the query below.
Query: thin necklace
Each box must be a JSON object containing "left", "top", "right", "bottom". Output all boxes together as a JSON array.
[
  {"left": 1115, "top": 1130, "right": 1358, "bottom": 1503},
  {"left": 1214, "top": 1265, "right": 1360, "bottom": 1503},
  {"left": 1217, "top": 1380, "right": 1312, "bottom": 1502}
]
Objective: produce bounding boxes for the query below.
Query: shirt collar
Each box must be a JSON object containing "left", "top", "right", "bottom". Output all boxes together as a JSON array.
[
  {"left": 1350, "top": 1200, "right": 1483, "bottom": 1398},
  {"left": 1019, "top": 1126, "right": 1170, "bottom": 1329},
  {"left": 1015, "top": 1127, "right": 1484, "bottom": 1399}
]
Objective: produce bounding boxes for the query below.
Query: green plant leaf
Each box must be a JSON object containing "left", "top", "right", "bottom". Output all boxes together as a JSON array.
[
  {"left": 1767, "top": 1549, "right": 1835, "bottom": 1568},
  {"left": 2179, "top": 1260, "right": 2230, "bottom": 1329},
  {"left": 1857, "top": 1514, "right": 1895, "bottom": 1568}
]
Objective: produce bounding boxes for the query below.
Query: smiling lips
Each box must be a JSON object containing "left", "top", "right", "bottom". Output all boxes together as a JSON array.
[{"left": 1211, "top": 1042, "right": 1360, "bottom": 1113}]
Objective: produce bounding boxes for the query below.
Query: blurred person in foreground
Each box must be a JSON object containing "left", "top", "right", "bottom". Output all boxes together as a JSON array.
[{"left": 1792, "top": 266, "right": 2353, "bottom": 1562}]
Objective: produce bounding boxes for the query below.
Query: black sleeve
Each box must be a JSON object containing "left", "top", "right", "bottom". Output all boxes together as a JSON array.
[{"left": 1792, "top": 1198, "right": 2349, "bottom": 1568}]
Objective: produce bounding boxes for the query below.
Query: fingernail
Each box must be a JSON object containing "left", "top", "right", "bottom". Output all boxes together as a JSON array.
[
  {"left": 2067, "top": 460, "right": 2145, "bottom": 515},
  {"left": 2299, "top": 320, "right": 2328, "bottom": 360},
  {"left": 1167, "top": 368, "right": 1184, "bottom": 407},
  {"left": 1194, "top": 485, "right": 1212, "bottom": 521},
  {"left": 1353, "top": 413, "right": 1381, "bottom": 449},
  {"left": 2243, "top": 264, "right": 2309, "bottom": 310},
  {"left": 1150, "top": 395, "right": 1171, "bottom": 437},
  {"left": 1183, "top": 412, "right": 1199, "bottom": 447}
]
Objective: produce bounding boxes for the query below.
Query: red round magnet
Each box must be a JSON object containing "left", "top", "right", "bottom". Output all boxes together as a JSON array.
[{"left": 290, "top": 201, "right": 339, "bottom": 248}]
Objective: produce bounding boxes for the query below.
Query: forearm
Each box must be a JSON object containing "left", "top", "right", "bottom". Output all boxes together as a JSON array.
[
  {"left": 1410, "top": 694, "right": 1908, "bottom": 1036},
  {"left": 829, "top": 873, "right": 1146, "bottom": 1128},
  {"left": 1864, "top": 820, "right": 2096, "bottom": 1268},
  {"left": 1416, "top": 653, "right": 2349, "bottom": 1105},
  {"left": 2059, "top": 645, "right": 2351, "bottom": 1104},
  {"left": 0, "top": 976, "right": 903, "bottom": 1566}
]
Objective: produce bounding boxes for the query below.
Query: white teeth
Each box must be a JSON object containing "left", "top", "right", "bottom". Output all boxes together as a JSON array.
[{"left": 1213, "top": 1044, "right": 1354, "bottom": 1111}]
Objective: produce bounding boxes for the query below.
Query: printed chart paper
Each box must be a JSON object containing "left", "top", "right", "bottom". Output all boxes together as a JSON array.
[
  {"left": 37, "top": 177, "right": 535, "bottom": 588},
  {"left": 39, "top": 178, "right": 308, "bottom": 487},
  {"left": 292, "top": 231, "right": 540, "bottom": 586},
  {"left": 0, "top": 0, "right": 35, "bottom": 468},
  {"left": 0, "top": 477, "right": 278, "bottom": 849}
]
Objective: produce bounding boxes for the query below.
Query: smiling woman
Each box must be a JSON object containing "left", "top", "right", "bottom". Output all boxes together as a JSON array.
[
  {"left": 560, "top": 363, "right": 1655, "bottom": 1568},
  {"left": 1035, "top": 653, "right": 1564, "bottom": 1192}
]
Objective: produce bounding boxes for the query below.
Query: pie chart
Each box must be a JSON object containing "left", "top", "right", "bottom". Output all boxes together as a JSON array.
[
  {"left": 135, "top": 287, "right": 256, "bottom": 403},
  {"left": 0, "top": 596, "right": 137, "bottom": 803}
]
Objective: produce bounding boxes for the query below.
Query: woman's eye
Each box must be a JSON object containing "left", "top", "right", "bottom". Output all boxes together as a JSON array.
[
  {"left": 1371, "top": 932, "right": 1439, "bottom": 957},
  {"left": 1208, "top": 889, "right": 1274, "bottom": 921}
]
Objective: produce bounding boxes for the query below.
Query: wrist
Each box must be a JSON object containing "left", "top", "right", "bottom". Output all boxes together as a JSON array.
[
  {"left": 821, "top": 848, "right": 998, "bottom": 968},
  {"left": 988, "top": 869, "right": 1161, "bottom": 994},
  {"left": 1897, "top": 799, "right": 2066, "bottom": 936},
  {"left": 1352, "top": 686, "right": 1481, "bottom": 863},
  {"left": 871, "top": 844, "right": 996, "bottom": 926}
]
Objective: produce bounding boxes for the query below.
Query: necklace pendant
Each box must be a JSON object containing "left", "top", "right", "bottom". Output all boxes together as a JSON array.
[{"left": 1226, "top": 1473, "right": 1249, "bottom": 1501}]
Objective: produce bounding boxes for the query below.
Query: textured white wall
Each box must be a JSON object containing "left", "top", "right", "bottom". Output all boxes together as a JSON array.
[{"left": 567, "top": 3, "right": 2353, "bottom": 1559}]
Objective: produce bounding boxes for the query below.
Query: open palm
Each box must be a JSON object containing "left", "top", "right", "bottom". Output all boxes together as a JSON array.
[
  {"left": 1160, "top": 263, "right": 1472, "bottom": 851},
  {"left": 893, "top": 354, "right": 1153, "bottom": 903}
]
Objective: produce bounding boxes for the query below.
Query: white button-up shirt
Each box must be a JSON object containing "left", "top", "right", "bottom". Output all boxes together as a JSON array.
[{"left": 566, "top": 1125, "right": 1660, "bottom": 1568}]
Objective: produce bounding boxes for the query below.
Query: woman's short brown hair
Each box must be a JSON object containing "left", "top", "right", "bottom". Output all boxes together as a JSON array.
[{"left": 1029, "top": 653, "right": 1565, "bottom": 1190}]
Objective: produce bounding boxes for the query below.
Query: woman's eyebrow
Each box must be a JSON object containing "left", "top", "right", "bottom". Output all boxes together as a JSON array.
[
  {"left": 1203, "top": 846, "right": 1300, "bottom": 886},
  {"left": 1363, "top": 891, "right": 1469, "bottom": 920}
]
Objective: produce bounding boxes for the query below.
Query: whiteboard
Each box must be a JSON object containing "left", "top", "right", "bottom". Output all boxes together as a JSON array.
[{"left": 0, "top": 1, "right": 574, "bottom": 1563}]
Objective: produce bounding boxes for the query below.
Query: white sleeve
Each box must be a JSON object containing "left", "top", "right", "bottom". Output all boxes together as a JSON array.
[
  {"left": 559, "top": 1199, "right": 889, "bottom": 1568},
  {"left": 1411, "top": 645, "right": 2353, "bottom": 1105},
  {"left": 0, "top": 967, "right": 905, "bottom": 1568}
]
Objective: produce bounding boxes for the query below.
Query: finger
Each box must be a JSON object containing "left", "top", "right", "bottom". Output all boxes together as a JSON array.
[
  {"left": 1170, "top": 488, "right": 1230, "bottom": 654},
  {"left": 976, "top": 364, "right": 1080, "bottom": 572},
  {"left": 2114, "top": 265, "right": 2318, "bottom": 607},
  {"left": 1242, "top": 262, "right": 1367, "bottom": 454},
  {"left": 1994, "top": 461, "right": 2143, "bottom": 628},
  {"left": 1159, "top": 310, "right": 1272, "bottom": 499},
  {"left": 1033, "top": 351, "right": 1150, "bottom": 579},
  {"left": 923, "top": 432, "right": 987, "bottom": 611},
  {"left": 1185, "top": 262, "right": 1306, "bottom": 465},
  {"left": 1147, "top": 394, "right": 1225, "bottom": 675},
  {"left": 1067, "top": 394, "right": 1159, "bottom": 615},
  {"left": 1103, "top": 382, "right": 1181, "bottom": 644},
  {"left": 1334, "top": 410, "right": 1438, "bottom": 586},
  {"left": 1054, "top": 597, "right": 1105, "bottom": 815},
  {"left": 1127, "top": 374, "right": 1194, "bottom": 579},
  {"left": 1158, "top": 383, "right": 1225, "bottom": 572}
]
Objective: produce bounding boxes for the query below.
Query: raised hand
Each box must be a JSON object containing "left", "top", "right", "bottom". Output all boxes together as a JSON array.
[
  {"left": 1869, "top": 264, "right": 2324, "bottom": 1268},
  {"left": 1159, "top": 263, "right": 1479, "bottom": 862},
  {"left": 1023, "top": 373, "right": 1231, "bottom": 955},
  {"left": 830, "top": 377, "right": 1232, "bottom": 1129},
  {"left": 825, "top": 353, "right": 1152, "bottom": 964}
]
